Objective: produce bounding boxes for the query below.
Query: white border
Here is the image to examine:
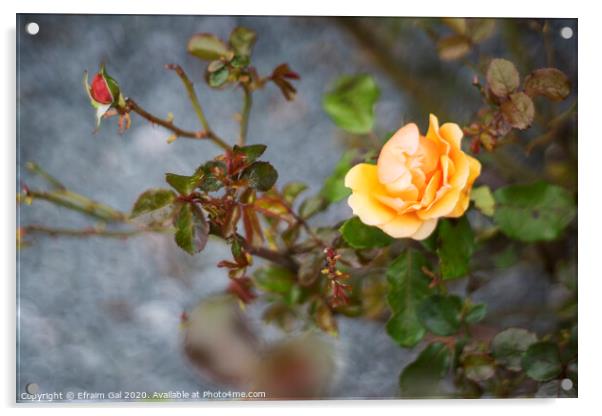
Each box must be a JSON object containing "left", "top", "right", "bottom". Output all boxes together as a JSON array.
[{"left": 2, "top": 0, "right": 599, "bottom": 415}]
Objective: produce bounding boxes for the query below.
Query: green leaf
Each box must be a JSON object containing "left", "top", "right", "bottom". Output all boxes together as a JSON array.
[
  {"left": 487, "top": 58, "right": 520, "bottom": 97},
  {"left": 282, "top": 181, "right": 308, "bottom": 203},
  {"left": 437, "top": 217, "right": 475, "bottom": 280},
  {"left": 165, "top": 173, "right": 199, "bottom": 195},
  {"left": 241, "top": 161, "right": 278, "bottom": 192},
  {"left": 386, "top": 249, "right": 431, "bottom": 347},
  {"left": 399, "top": 342, "right": 452, "bottom": 398},
  {"left": 521, "top": 342, "right": 562, "bottom": 381},
  {"left": 470, "top": 185, "right": 495, "bottom": 216},
  {"left": 491, "top": 328, "right": 538, "bottom": 371},
  {"left": 437, "top": 35, "right": 471, "bottom": 61},
  {"left": 130, "top": 189, "right": 176, "bottom": 219},
  {"left": 339, "top": 216, "right": 393, "bottom": 249},
  {"left": 233, "top": 144, "right": 267, "bottom": 163},
  {"left": 187, "top": 33, "right": 231, "bottom": 61},
  {"left": 322, "top": 74, "right": 380, "bottom": 134},
  {"left": 174, "top": 203, "right": 209, "bottom": 255},
  {"left": 320, "top": 149, "right": 357, "bottom": 203},
  {"left": 501, "top": 92, "right": 535, "bottom": 130},
  {"left": 254, "top": 265, "right": 295, "bottom": 294},
  {"left": 208, "top": 66, "right": 230, "bottom": 88},
  {"left": 493, "top": 181, "right": 576, "bottom": 242},
  {"left": 197, "top": 161, "right": 226, "bottom": 192},
  {"left": 462, "top": 354, "right": 495, "bottom": 382},
  {"left": 464, "top": 302, "right": 487, "bottom": 324},
  {"left": 524, "top": 68, "right": 570, "bottom": 101},
  {"left": 229, "top": 26, "right": 257, "bottom": 58},
  {"left": 299, "top": 195, "right": 328, "bottom": 219},
  {"left": 417, "top": 294, "right": 463, "bottom": 336}
]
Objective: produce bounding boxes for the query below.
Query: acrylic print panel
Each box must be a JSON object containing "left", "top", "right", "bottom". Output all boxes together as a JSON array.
[{"left": 16, "top": 14, "right": 577, "bottom": 402}]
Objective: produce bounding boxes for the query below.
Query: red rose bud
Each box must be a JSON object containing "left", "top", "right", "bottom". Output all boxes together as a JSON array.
[
  {"left": 84, "top": 65, "right": 122, "bottom": 106},
  {"left": 83, "top": 65, "right": 124, "bottom": 128},
  {"left": 90, "top": 73, "right": 113, "bottom": 104}
]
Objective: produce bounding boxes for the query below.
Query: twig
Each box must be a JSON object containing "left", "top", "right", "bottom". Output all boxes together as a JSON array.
[
  {"left": 239, "top": 85, "right": 253, "bottom": 146},
  {"left": 126, "top": 98, "right": 205, "bottom": 140},
  {"left": 165, "top": 64, "right": 231, "bottom": 151},
  {"left": 25, "top": 162, "right": 65, "bottom": 190},
  {"left": 23, "top": 224, "right": 169, "bottom": 239},
  {"left": 23, "top": 189, "right": 127, "bottom": 222}
]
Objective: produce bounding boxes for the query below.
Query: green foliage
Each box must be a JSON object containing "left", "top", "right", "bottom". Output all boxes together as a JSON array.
[
  {"left": 282, "top": 181, "right": 308, "bottom": 203},
  {"left": 320, "top": 149, "right": 357, "bottom": 203},
  {"left": 470, "top": 185, "right": 495, "bottom": 216},
  {"left": 464, "top": 302, "right": 487, "bottom": 324},
  {"left": 228, "top": 27, "right": 257, "bottom": 58},
  {"left": 386, "top": 250, "right": 431, "bottom": 347},
  {"left": 487, "top": 58, "right": 520, "bottom": 97},
  {"left": 399, "top": 342, "right": 452, "bottom": 397},
  {"left": 323, "top": 74, "right": 380, "bottom": 134},
  {"left": 233, "top": 144, "right": 267, "bottom": 163},
  {"left": 207, "top": 67, "right": 230, "bottom": 88},
  {"left": 298, "top": 195, "right": 328, "bottom": 219},
  {"left": 339, "top": 216, "right": 393, "bottom": 249},
  {"left": 174, "top": 203, "right": 209, "bottom": 255},
  {"left": 521, "top": 342, "right": 562, "bottom": 381},
  {"left": 417, "top": 294, "right": 463, "bottom": 336},
  {"left": 437, "top": 217, "right": 475, "bottom": 280},
  {"left": 493, "top": 181, "right": 576, "bottom": 242},
  {"left": 241, "top": 161, "right": 278, "bottom": 191},
  {"left": 491, "top": 328, "right": 538, "bottom": 371},
  {"left": 501, "top": 92, "right": 535, "bottom": 130},
  {"left": 130, "top": 189, "right": 176, "bottom": 218},
  {"left": 254, "top": 265, "right": 300, "bottom": 305},
  {"left": 165, "top": 173, "right": 199, "bottom": 195},
  {"left": 462, "top": 353, "right": 495, "bottom": 382},
  {"left": 187, "top": 33, "right": 231, "bottom": 61},
  {"left": 524, "top": 68, "right": 570, "bottom": 101}
]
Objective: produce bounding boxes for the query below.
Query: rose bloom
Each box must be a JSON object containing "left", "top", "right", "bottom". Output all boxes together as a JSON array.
[{"left": 344, "top": 114, "right": 481, "bottom": 240}]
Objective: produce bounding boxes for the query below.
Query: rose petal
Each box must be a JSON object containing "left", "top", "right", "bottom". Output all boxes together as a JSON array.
[
  {"left": 344, "top": 163, "right": 383, "bottom": 193},
  {"left": 377, "top": 123, "right": 420, "bottom": 184},
  {"left": 420, "top": 171, "right": 442, "bottom": 207},
  {"left": 380, "top": 214, "right": 422, "bottom": 238},
  {"left": 439, "top": 122, "right": 464, "bottom": 149},
  {"left": 410, "top": 218, "right": 438, "bottom": 240},
  {"left": 348, "top": 193, "right": 396, "bottom": 226},
  {"left": 427, "top": 114, "right": 451, "bottom": 156},
  {"left": 449, "top": 148, "right": 470, "bottom": 188},
  {"left": 418, "top": 187, "right": 461, "bottom": 220}
]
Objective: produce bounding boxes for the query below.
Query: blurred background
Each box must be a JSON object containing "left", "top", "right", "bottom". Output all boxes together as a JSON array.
[{"left": 16, "top": 15, "right": 577, "bottom": 400}]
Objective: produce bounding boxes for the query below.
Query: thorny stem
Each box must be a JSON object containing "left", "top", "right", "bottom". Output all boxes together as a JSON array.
[
  {"left": 23, "top": 225, "right": 169, "bottom": 239},
  {"left": 25, "top": 162, "right": 65, "bottom": 190},
  {"left": 126, "top": 98, "right": 206, "bottom": 140},
  {"left": 245, "top": 243, "right": 299, "bottom": 273},
  {"left": 239, "top": 85, "right": 253, "bottom": 146},
  {"left": 22, "top": 189, "right": 127, "bottom": 223},
  {"left": 165, "top": 64, "right": 231, "bottom": 151}
]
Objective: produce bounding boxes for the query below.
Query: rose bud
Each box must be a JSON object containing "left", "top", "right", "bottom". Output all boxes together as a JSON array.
[{"left": 83, "top": 65, "right": 125, "bottom": 127}]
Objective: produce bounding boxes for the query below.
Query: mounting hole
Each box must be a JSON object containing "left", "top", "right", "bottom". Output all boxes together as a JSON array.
[
  {"left": 25, "top": 383, "right": 39, "bottom": 394},
  {"left": 560, "top": 26, "right": 573, "bottom": 39},
  {"left": 25, "top": 22, "right": 40, "bottom": 36},
  {"left": 561, "top": 378, "right": 573, "bottom": 391}
]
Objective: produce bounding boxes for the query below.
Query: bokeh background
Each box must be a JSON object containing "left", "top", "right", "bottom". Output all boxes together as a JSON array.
[{"left": 16, "top": 15, "right": 577, "bottom": 400}]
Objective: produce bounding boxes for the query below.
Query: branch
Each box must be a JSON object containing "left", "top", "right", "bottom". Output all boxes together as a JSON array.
[
  {"left": 22, "top": 224, "right": 169, "bottom": 239},
  {"left": 243, "top": 241, "right": 299, "bottom": 273},
  {"left": 239, "top": 85, "right": 253, "bottom": 145},
  {"left": 22, "top": 189, "right": 127, "bottom": 223},
  {"left": 127, "top": 98, "right": 212, "bottom": 140},
  {"left": 165, "top": 64, "right": 231, "bottom": 151}
]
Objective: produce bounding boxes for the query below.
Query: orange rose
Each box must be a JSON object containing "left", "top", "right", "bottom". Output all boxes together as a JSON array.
[{"left": 344, "top": 114, "right": 481, "bottom": 240}]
